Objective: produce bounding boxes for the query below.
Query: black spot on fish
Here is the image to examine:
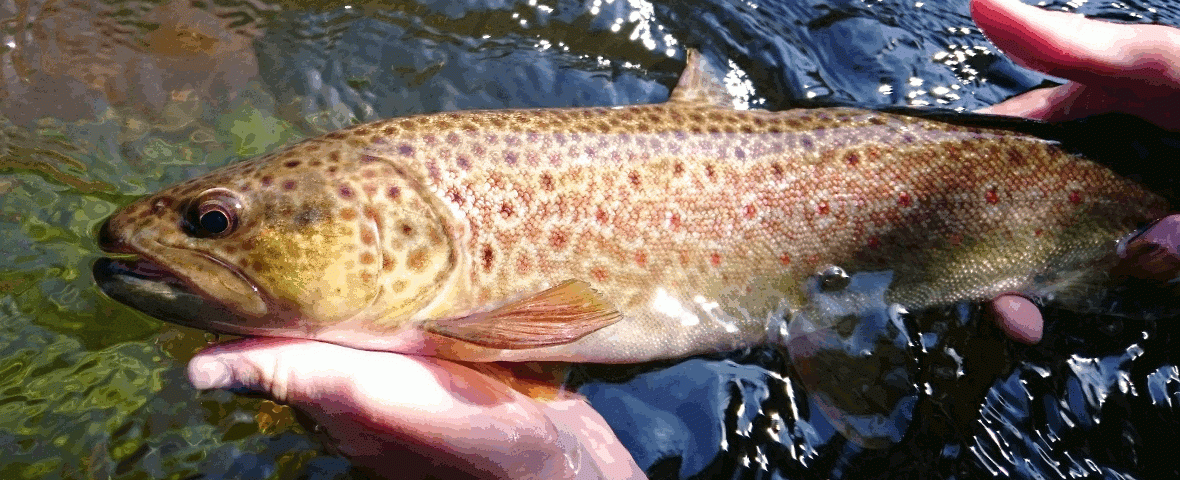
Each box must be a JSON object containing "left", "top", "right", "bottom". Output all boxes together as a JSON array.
[{"left": 295, "top": 207, "right": 321, "bottom": 226}]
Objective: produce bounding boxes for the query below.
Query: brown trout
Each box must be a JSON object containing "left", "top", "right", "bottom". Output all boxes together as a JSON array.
[{"left": 94, "top": 51, "right": 1168, "bottom": 367}]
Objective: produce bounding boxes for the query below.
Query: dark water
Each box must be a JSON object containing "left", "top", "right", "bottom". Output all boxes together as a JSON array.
[{"left": 3, "top": 0, "right": 1180, "bottom": 478}]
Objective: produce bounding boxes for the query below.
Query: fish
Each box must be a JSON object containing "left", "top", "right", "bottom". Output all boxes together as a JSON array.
[{"left": 93, "top": 50, "right": 1169, "bottom": 446}]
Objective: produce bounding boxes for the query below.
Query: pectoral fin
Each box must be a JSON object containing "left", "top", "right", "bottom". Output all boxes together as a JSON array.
[{"left": 425, "top": 279, "right": 622, "bottom": 349}]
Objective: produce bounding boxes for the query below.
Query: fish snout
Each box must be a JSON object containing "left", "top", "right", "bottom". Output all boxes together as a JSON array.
[{"left": 97, "top": 217, "right": 131, "bottom": 254}]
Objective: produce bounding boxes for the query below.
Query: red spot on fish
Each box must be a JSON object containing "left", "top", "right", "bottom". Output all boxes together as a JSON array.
[
  {"left": 771, "top": 163, "right": 784, "bottom": 176},
  {"left": 710, "top": 253, "right": 721, "bottom": 266},
  {"left": 744, "top": 205, "right": 756, "bottom": 219},
  {"left": 549, "top": 230, "right": 568, "bottom": 250},
  {"left": 986, "top": 188, "right": 999, "bottom": 204},
  {"left": 1035, "top": 228, "right": 1044, "bottom": 236},
  {"left": 629, "top": 171, "right": 641, "bottom": 186},
  {"left": 705, "top": 164, "right": 715, "bottom": 179},
  {"left": 817, "top": 202, "right": 830, "bottom": 215},
  {"left": 500, "top": 202, "right": 514, "bottom": 218},
  {"left": 481, "top": 245, "right": 494, "bottom": 271},
  {"left": 669, "top": 213, "right": 682, "bottom": 230},
  {"left": 540, "top": 173, "right": 554, "bottom": 191},
  {"left": 898, "top": 192, "right": 912, "bottom": 207},
  {"left": 339, "top": 185, "right": 354, "bottom": 199},
  {"left": 845, "top": 152, "right": 859, "bottom": 166},
  {"left": 1069, "top": 191, "right": 1082, "bottom": 204},
  {"left": 867, "top": 236, "right": 880, "bottom": 249},
  {"left": 634, "top": 251, "right": 647, "bottom": 267},
  {"left": 388, "top": 186, "right": 401, "bottom": 199},
  {"left": 595, "top": 208, "right": 609, "bottom": 224},
  {"left": 446, "top": 188, "right": 464, "bottom": 205},
  {"left": 779, "top": 253, "right": 791, "bottom": 266},
  {"left": 591, "top": 267, "right": 608, "bottom": 282},
  {"left": 673, "top": 162, "right": 685, "bottom": 175}
]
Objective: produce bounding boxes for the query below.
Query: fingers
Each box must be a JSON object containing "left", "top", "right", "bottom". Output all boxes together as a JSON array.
[
  {"left": 188, "top": 337, "right": 496, "bottom": 414},
  {"left": 969, "top": 0, "right": 1180, "bottom": 84},
  {"left": 976, "top": 81, "right": 1122, "bottom": 122},
  {"left": 186, "top": 338, "right": 599, "bottom": 479},
  {"left": 990, "top": 294, "right": 1044, "bottom": 345},
  {"left": 972, "top": 0, "right": 1180, "bottom": 129},
  {"left": 1113, "top": 214, "right": 1180, "bottom": 282}
]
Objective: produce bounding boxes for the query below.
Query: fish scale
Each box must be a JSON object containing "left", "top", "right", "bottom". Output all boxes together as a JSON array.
[{"left": 95, "top": 51, "right": 1167, "bottom": 366}]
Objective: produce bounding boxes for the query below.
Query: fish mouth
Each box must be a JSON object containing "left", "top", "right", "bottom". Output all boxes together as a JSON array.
[
  {"left": 93, "top": 220, "right": 273, "bottom": 336},
  {"left": 93, "top": 256, "right": 238, "bottom": 334}
]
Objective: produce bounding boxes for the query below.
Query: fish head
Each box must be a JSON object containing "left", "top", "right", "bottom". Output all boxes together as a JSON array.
[{"left": 94, "top": 146, "right": 458, "bottom": 337}]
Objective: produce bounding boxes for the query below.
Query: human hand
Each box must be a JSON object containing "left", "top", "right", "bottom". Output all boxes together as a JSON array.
[
  {"left": 971, "top": 0, "right": 1180, "bottom": 130},
  {"left": 187, "top": 337, "right": 646, "bottom": 479},
  {"left": 969, "top": 0, "right": 1180, "bottom": 344}
]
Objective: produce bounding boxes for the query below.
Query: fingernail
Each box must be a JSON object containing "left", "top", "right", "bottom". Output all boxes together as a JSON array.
[{"left": 189, "top": 357, "right": 232, "bottom": 390}]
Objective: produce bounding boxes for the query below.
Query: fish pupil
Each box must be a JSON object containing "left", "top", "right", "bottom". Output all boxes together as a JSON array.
[{"left": 200, "top": 210, "right": 229, "bottom": 234}]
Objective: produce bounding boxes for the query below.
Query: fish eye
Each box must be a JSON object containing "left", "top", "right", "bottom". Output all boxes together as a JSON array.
[
  {"left": 187, "top": 189, "right": 242, "bottom": 237},
  {"left": 199, "top": 209, "right": 230, "bottom": 234}
]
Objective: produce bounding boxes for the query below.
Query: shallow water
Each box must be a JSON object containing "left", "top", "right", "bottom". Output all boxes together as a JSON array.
[{"left": 3, "top": 0, "right": 1180, "bottom": 478}]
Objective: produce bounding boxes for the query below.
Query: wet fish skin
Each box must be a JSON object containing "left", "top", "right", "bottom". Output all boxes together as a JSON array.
[{"left": 94, "top": 52, "right": 1169, "bottom": 364}]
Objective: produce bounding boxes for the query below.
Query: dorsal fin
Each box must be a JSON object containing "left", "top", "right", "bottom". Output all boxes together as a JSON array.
[{"left": 667, "top": 49, "right": 738, "bottom": 109}]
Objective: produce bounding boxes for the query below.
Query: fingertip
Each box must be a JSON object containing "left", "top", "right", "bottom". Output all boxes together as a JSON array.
[
  {"left": 991, "top": 294, "right": 1044, "bottom": 345},
  {"left": 188, "top": 356, "right": 233, "bottom": 390}
]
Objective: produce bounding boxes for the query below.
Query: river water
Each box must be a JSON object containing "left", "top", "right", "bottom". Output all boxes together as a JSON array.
[{"left": 3, "top": 0, "right": 1180, "bottom": 478}]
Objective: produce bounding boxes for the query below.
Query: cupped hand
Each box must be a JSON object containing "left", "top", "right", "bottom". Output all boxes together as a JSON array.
[
  {"left": 971, "top": 0, "right": 1180, "bottom": 130},
  {"left": 187, "top": 337, "right": 645, "bottom": 480}
]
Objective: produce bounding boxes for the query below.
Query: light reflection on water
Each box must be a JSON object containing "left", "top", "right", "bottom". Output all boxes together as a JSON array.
[{"left": 3, "top": 0, "right": 1180, "bottom": 478}]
